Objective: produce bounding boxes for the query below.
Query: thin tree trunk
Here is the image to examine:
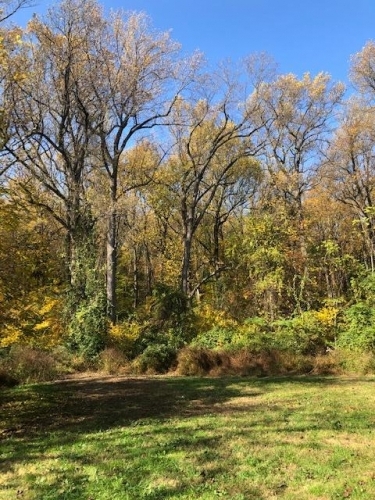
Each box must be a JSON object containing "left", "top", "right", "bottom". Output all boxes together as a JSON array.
[
  {"left": 106, "top": 181, "right": 118, "bottom": 323},
  {"left": 133, "top": 246, "right": 139, "bottom": 309},
  {"left": 181, "top": 225, "right": 193, "bottom": 297}
]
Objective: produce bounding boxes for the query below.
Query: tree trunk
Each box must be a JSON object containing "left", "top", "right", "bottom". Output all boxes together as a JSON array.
[
  {"left": 133, "top": 246, "right": 139, "bottom": 309},
  {"left": 181, "top": 223, "right": 193, "bottom": 297},
  {"left": 106, "top": 180, "right": 118, "bottom": 323}
]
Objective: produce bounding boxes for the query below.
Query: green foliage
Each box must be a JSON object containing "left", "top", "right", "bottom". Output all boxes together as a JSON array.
[
  {"left": 338, "top": 302, "right": 375, "bottom": 352},
  {"left": 272, "top": 311, "right": 333, "bottom": 355},
  {"left": 192, "top": 310, "right": 338, "bottom": 356},
  {"left": 350, "top": 272, "right": 375, "bottom": 305},
  {"left": 65, "top": 291, "right": 107, "bottom": 358},
  {"left": 149, "top": 283, "right": 189, "bottom": 324},
  {"left": 65, "top": 236, "right": 108, "bottom": 359},
  {"left": 337, "top": 273, "right": 375, "bottom": 352},
  {"left": 191, "top": 325, "right": 237, "bottom": 350},
  {"left": 134, "top": 343, "right": 177, "bottom": 373},
  {"left": 128, "top": 284, "right": 197, "bottom": 371},
  {"left": 231, "top": 317, "right": 272, "bottom": 351}
]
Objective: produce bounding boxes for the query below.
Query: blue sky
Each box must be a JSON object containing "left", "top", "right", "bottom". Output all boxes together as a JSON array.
[{"left": 12, "top": 0, "right": 375, "bottom": 86}]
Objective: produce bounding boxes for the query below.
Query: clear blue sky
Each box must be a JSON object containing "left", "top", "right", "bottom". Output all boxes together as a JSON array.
[{"left": 12, "top": 0, "right": 375, "bottom": 85}]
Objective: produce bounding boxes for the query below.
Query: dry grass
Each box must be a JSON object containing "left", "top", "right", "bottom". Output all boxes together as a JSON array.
[{"left": 176, "top": 347, "right": 317, "bottom": 377}]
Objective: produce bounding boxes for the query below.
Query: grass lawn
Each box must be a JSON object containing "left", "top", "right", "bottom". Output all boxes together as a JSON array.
[{"left": 1, "top": 374, "right": 375, "bottom": 499}]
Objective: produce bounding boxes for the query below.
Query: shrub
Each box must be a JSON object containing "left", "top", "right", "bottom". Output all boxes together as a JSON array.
[
  {"left": 271, "top": 311, "right": 334, "bottom": 355},
  {"left": 193, "top": 303, "right": 238, "bottom": 333},
  {"left": 338, "top": 302, "right": 375, "bottom": 352},
  {"left": 176, "top": 347, "right": 226, "bottom": 376},
  {"left": 99, "top": 347, "right": 128, "bottom": 374},
  {"left": 65, "top": 294, "right": 108, "bottom": 359},
  {"left": 134, "top": 344, "right": 177, "bottom": 374},
  {"left": 3, "top": 345, "right": 60, "bottom": 383},
  {"left": 311, "top": 351, "right": 343, "bottom": 375},
  {"left": 191, "top": 326, "right": 237, "bottom": 350},
  {"left": 334, "top": 349, "right": 375, "bottom": 374},
  {"left": 231, "top": 317, "right": 272, "bottom": 351},
  {"left": 150, "top": 283, "right": 188, "bottom": 323},
  {"left": 176, "top": 346, "right": 315, "bottom": 377},
  {"left": 107, "top": 321, "right": 142, "bottom": 353}
]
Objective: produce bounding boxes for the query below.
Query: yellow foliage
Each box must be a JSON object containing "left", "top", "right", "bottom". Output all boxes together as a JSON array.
[
  {"left": 0, "top": 325, "right": 23, "bottom": 348},
  {"left": 108, "top": 321, "right": 142, "bottom": 351},
  {"left": 194, "top": 303, "right": 238, "bottom": 333},
  {"left": 33, "top": 320, "right": 51, "bottom": 331},
  {"left": 315, "top": 306, "right": 339, "bottom": 328},
  {"left": 1, "top": 294, "right": 64, "bottom": 349},
  {"left": 39, "top": 298, "right": 60, "bottom": 316}
]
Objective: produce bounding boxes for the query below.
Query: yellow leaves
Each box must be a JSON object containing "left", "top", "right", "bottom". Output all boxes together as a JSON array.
[
  {"left": 0, "top": 325, "right": 22, "bottom": 348},
  {"left": 194, "top": 303, "right": 238, "bottom": 333},
  {"left": 39, "top": 298, "right": 60, "bottom": 316},
  {"left": 107, "top": 321, "right": 142, "bottom": 350},
  {"left": 33, "top": 320, "right": 51, "bottom": 331},
  {"left": 0, "top": 27, "right": 23, "bottom": 76},
  {"left": 350, "top": 41, "right": 375, "bottom": 96},
  {"left": 315, "top": 306, "right": 339, "bottom": 328},
  {"left": 0, "top": 294, "right": 64, "bottom": 348}
]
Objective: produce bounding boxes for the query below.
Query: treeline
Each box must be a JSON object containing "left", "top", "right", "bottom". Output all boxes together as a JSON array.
[{"left": 1, "top": 0, "right": 375, "bottom": 373}]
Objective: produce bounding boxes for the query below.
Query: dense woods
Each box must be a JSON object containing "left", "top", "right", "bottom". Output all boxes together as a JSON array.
[{"left": 1, "top": 0, "right": 375, "bottom": 377}]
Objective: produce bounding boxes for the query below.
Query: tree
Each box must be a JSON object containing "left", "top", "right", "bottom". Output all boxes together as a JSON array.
[
  {"left": 3, "top": 0, "right": 107, "bottom": 353},
  {"left": 0, "top": 24, "right": 23, "bottom": 162},
  {"left": 0, "top": 0, "right": 35, "bottom": 161},
  {"left": 350, "top": 41, "right": 375, "bottom": 103},
  {"left": 0, "top": 194, "right": 65, "bottom": 348},
  {"left": 255, "top": 72, "right": 344, "bottom": 310},
  {"left": 79, "top": 6, "right": 200, "bottom": 322},
  {"left": 155, "top": 69, "right": 264, "bottom": 299},
  {"left": 0, "top": 0, "right": 33, "bottom": 23},
  {"left": 324, "top": 99, "right": 375, "bottom": 271}
]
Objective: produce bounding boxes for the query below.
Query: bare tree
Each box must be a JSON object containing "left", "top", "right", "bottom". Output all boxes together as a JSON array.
[
  {"left": 155, "top": 68, "right": 265, "bottom": 298},
  {"left": 0, "top": 0, "right": 33, "bottom": 23}
]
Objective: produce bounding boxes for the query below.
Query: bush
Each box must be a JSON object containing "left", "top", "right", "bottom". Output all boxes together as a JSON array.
[
  {"left": 66, "top": 294, "right": 108, "bottom": 359},
  {"left": 191, "top": 326, "right": 237, "bottom": 350},
  {"left": 338, "top": 302, "right": 375, "bottom": 352},
  {"left": 107, "top": 321, "right": 142, "bottom": 353},
  {"left": 133, "top": 344, "right": 177, "bottom": 374},
  {"left": 2, "top": 345, "right": 61, "bottom": 383},
  {"left": 176, "top": 347, "right": 314, "bottom": 377},
  {"left": 311, "top": 351, "right": 343, "bottom": 375},
  {"left": 334, "top": 348, "right": 375, "bottom": 374},
  {"left": 99, "top": 347, "right": 128, "bottom": 374},
  {"left": 176, "top": 347, "right": 225, "bottom": 376},
  {"left": 271, "top": 311, "right": 334, "bottom": 355}
]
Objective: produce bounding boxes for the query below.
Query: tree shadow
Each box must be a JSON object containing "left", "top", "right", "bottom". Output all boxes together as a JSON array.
[
  {"left": 1, "top": 374, "right": 367, "bottom": 440},
  {"left": 1, "top": 374, "right": 373, "bottom": 499},
  {"left": 0, "top": 375, "right": 262, "bottom": 438}
]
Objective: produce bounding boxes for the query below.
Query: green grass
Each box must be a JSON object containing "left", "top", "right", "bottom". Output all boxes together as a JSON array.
[{"left": 1, "top": 375, "right": 375, "bottom": 499}]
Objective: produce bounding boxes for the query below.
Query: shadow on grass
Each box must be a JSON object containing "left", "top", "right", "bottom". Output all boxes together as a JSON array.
[
  {"left": 1, "top": 375, "right": 373, "bottom": 500},
  {"left": 0, "top": 375, "right": 369, "bottom": 439},
  {"left": 1, "top": 376, "right": 249, "bottom": 434}
]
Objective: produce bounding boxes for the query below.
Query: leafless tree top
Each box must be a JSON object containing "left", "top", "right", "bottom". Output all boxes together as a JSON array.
[{"left": 0, "top": 0, "right": 34, "bottom": 23}]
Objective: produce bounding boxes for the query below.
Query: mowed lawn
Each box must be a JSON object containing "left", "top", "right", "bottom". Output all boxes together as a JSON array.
[{"left": 0, "top": 375, "right": 374, "bottom": 499}]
